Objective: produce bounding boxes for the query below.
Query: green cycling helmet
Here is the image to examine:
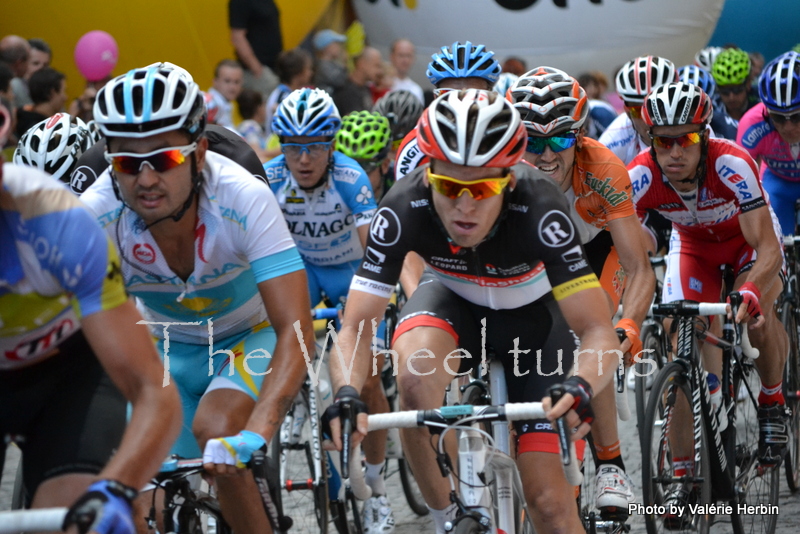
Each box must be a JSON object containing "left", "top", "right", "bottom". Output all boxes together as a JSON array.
[
  {"left": 712, "top": 48, "right": 751, "bottom": 86},
  {"left": 335, "top": 111, "right": 391, "bottom": 162}
]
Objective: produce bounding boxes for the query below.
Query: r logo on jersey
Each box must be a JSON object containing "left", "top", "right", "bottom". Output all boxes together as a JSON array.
[
  {"left": 70, "top": 166, "right": 97, "bottom": 193},
  {"left": 370, "top": 208, "right": 401, "bottom": 246},
  {"left": 538, "top": 210, "right": 575, "bottom": 248}
]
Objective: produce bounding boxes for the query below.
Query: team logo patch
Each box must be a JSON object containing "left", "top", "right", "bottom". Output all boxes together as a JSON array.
[
  {"left": 356, "top": 185, "right": 374, "bottom": 204},
  {"left": 538, "top": 210, "right": 574, "bottom": 248},
  {"left": 70, "top": 166, "right": 97, "bottom": 193},
  {"left": 370, "top": 208, "right": 401, "bottom": 246},
  {"left": 133, "top": 243, "right": 156, "bottom": 264}
]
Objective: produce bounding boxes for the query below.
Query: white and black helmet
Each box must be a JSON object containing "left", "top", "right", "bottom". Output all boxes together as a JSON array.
[
  {"left": 13, "top": 113, "right": 95, "bottom": 184},
  {"left": 93, "top": 62, "right": 205, "bottom": 141},
  {"left": 616, "top": 56, "right": 678, "bottom": 105},
  {"left": 642, "top": 82, "right": 714, "bottom": 128}
]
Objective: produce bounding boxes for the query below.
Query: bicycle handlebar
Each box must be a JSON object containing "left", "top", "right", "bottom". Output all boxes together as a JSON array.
[
  {"left": 366, "top": 402, "right": 583, "bottom": 486},
  {"left": 650, "top": 299, "right": 759, "bottom": 359},
  {"left": 0, "top": 508, "right": 67, "bottom": 533}
]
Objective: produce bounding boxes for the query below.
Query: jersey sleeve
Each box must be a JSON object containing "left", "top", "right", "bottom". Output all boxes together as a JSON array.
[
  {"left": 714, "top": 149, "right": 767, "bottom": 213},
  {"left": 228, "top": 0, "right": 248, "bottom": 29},
  {"left": 524, "top": 173, "right": 601, "bottom": 301},
  {"left": 332, "top": 154, "right": 378, "bottom": 227},
  {"left": 627, "top": 154, "right": 658, "bottom": 221},
  {"left": 736, "top": 103, "right": 769, "bottom": 161},
  {"left": 393, "top": 129, "right": 428, "bottom": 181},
  {"left": 349, "top": 188, "right": 413, "bottom": 299}
]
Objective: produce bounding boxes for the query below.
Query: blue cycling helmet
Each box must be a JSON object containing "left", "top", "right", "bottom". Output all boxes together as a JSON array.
[
  {"left": 679, "top": 65, "right": 717, "bottom": 100},
  {"left": 759, "top": 51, "right": 800, "bottom": 113},
  {"left": 94, "top": 62, "right": 205, "bottom": 141},
  {"left": 272, "top": 88, "right": 341, "bottom": 137},
  {"left": 426, "top": 41, "right": 501, "bottom": 87}
]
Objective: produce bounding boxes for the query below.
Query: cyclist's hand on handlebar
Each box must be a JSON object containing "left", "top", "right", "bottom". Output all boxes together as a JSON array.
[
  {"left": 203, "top": 430, "right": 267, "bottom": 475},
  {"left": 63, "top": 479, "right": 137, "bottom": 534},
  {"left": 543, "top": 376, "right": 595, "bottom": 440},
  {"left": 321, "top": 385, "right": 369, "bottom": 451},
  {"left": 727, "top": 282, "right": 764, "bottom": 328},
  {"left": 615, "top": 320, "right": 642, "bottom": 367}
]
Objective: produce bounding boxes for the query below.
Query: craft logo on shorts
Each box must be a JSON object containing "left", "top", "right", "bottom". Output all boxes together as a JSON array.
[
  {"left": 370, "top": 208, "right": 401, "bottom": 246},
  {"left": 538, "top": 210, "right": 574, "bottom": 248},
  {"left": 133, "top": 243, "right": 156, "bottom": 264}
]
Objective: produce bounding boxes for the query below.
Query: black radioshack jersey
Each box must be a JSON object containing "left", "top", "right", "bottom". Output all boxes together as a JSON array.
[
  {"left": 68, "top": 124, "right": 268, "bottom": 195},
  {"left": 351, "top": 163, "right": 600, "bottom": 310}
]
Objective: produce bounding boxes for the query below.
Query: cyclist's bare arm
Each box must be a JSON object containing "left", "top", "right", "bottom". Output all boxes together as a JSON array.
[
  {"left": 545, "top": 286, "right": 621, "bottom": 437},
  {"left": 399, "top": 252, "right": 426, "bottom": 298},
  {"left": 328, "top": 288, "right": 392, "bottom": 448},
  {"left": 737, "top": 205, "right": 784, "bottom": 324},
  {"left": 246, "top": 269, "right": 316, "bottom": 443},
  {"left": 608, "top": 215, "right": 657, "bottom": 341},
  {"left": 81, "top": 299, "right": 182, "bottom": 491}
]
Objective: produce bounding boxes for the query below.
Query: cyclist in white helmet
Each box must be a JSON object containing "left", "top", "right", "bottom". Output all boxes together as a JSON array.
[
  {"left": 80, "top": 62, "right": 315, "bottom": 534},
  {"left": 13, "top": 112, "right": 95, "bottom": 193},
  {"left": 599, "top": 55, "right": 679, "bottom": 165}
]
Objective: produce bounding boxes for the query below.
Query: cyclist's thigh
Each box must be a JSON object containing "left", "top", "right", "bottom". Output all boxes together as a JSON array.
[
  {"left": 305, "top": 261, "right": 324, "bottom": 306},
  {"left": 0, "top": 332, "right": 127, "bottom": 496},
  {"left": 393, "top": 271, "right": 481, "bottom": 392},
  {"left": 492, "top": 298, "right": 586, "bottom": 461},
  {"left": 206, "top": 321, "right": 277, "bottom": 400},
  {"left": 156, "top": 337, "right": 214, "bottom": 458},
  {"left": 761, "top": 168, "right": 800, "bottom": 236},
  {"left": 662, "top": 229, "right": 726, "bottom": 303}
]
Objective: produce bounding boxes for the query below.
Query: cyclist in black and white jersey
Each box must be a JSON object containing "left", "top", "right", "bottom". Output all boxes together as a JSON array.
[{"left": 322, "top": 90, "right": 622, "bottom": 534}]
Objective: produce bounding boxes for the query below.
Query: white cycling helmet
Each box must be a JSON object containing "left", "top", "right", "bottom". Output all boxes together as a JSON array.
[
  {"left": 417, "top": 89, "right": 526, "bottom": 167},
  {"left": 93, "top": 62, "right": 205, "bottom": 140},
  {"left": 13, "top": 113, "right": 94, "bottom": 184},
  {"left": 615, "top": 56, "right": 678, "bottom": 105},
  {"left": 642, "top": 82, "right": 714, "bottom": 128},
  {"left": 694, "top": 47, "right": 723, "bottom": 72},
  {"left": 508, "top": 67, "right": 588, "bottom": 136}
]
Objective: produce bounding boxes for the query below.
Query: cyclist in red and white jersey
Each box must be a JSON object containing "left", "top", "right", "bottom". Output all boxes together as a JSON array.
[
  {"left": 737, "top": 51, "right": 800, "bottom": 235},
  {"left": 628, "top": 83, "right": 788, "bottom": 519}
]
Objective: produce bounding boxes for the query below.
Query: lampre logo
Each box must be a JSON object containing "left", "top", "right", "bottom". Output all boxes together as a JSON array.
[{"left": 133, "top": 243, "right": 156, "bottom": 264}]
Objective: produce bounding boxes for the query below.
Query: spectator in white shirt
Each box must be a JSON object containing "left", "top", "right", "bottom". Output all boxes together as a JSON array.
[{"left": 388, "top": 38, "right": 423, "bottom": 103}]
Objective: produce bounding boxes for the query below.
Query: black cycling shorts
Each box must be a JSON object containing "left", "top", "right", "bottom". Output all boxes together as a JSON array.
[
  {"left": 0, "top": 331, "right": 127, "bottom": 498},
  {"left": 393, "top": 271, "right": 583, "bottom": 456}
]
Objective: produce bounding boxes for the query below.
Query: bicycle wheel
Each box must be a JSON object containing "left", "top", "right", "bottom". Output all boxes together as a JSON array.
[
  {"left": 730, "top": 358, "right": 779, "bottom": 534},
  {"left": 781, "top": 300, "right": 800, "bottom": 492},
  {"left": 636, "top": 323, "right": 667, "bottom": 448},
  {"left": 272, "top": 384, "right": 330, "bottom": 534},
  {"left": 642, "top": 361, "right": 712, "bottom": 534},
  {"left": 578, "top": 436, "right": 600, "bottom": 533}
]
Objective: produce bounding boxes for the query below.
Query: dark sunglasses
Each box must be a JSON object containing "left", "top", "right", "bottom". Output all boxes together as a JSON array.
[
  {"left": 649, "top": 131, "right": 703, "bottom": 150},
  {"left": 526, "top": 133, "right": 578, "bottom": 155},
  {"left": 770, "top": 112, "right": 800, "bottom": 125},
  {"left": 105, "top": 143, "right": 197, "bottom": 174},
  {"left": 718, "top": 84, "right": 746, "bottom": 96}
]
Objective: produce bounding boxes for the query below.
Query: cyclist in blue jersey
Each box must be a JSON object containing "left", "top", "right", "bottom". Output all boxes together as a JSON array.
[
  {"left": 80, "top": 63, "right": 315, "bottom": 534},
  {"left": 0, "top": 102, "right": 181, "bottom": 534},
  {"left": 738, "top": 51, "right": 800, "bottom": 236},
  {"left": 265, "top": 88, "right": 396, "bottom": 533}
]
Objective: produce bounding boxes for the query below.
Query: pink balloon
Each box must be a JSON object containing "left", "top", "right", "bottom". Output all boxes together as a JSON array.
[{"left": 74, "top": 30, "right": 119, "bottom": 81}]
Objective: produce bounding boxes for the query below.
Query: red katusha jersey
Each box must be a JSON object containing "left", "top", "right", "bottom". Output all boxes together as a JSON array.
[{"left": 628, "top": 138, "right": 767, "bottom": 243}]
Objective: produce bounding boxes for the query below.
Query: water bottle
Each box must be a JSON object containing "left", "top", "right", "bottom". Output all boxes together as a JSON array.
[{"left": 706, "top": 372, "right": 727, "bottom": 432}]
